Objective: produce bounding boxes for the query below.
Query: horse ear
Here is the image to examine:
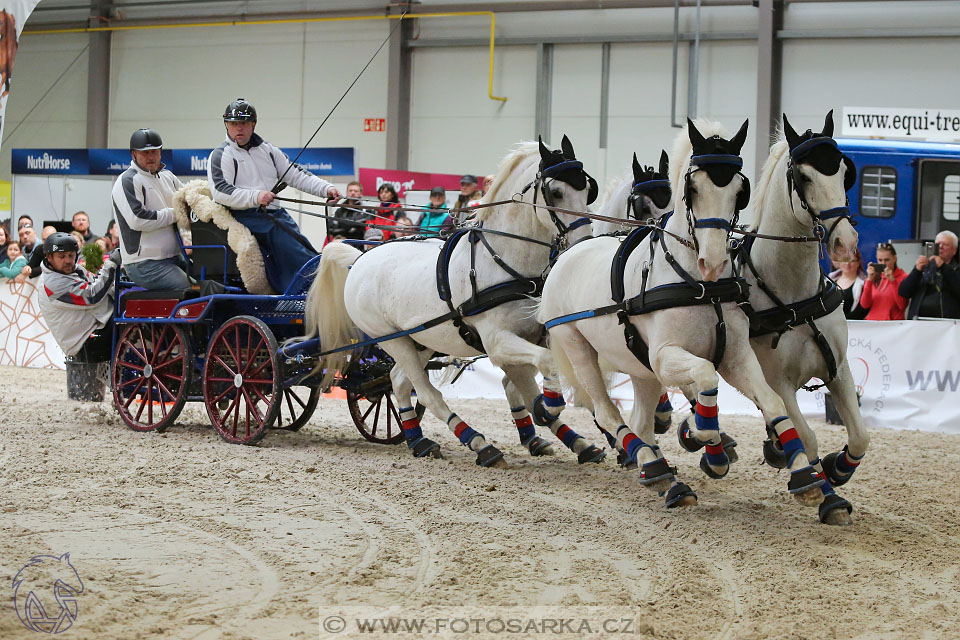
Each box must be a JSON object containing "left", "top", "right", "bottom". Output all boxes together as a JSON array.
[
  {"left": 632, "top": 152, "right": 643, "bottom": 182},
  {"left": 783, "top": 113, "right": 801, "bottom": 149},
  {"left": 687, "top": 118, "right": 705, "bottom": 148},
  {"left": 539, "top": 136, "right": 551, "bottom": 162},
  {"left": 730, "top": 119, "right": 749, "bottom": 155},
  {"left": 659, "top": 149, "right": 669, "bottom": 177},
  {"left": 561, "top": 134, "right": 575, "bottom": 159},
  {"left": 822, "top": 109, "right": 835, "bottom": 138}
]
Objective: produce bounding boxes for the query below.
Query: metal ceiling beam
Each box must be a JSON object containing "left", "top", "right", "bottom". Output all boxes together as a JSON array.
[{"left": 86, "top": 0, "right": 111, "bottom": 148}]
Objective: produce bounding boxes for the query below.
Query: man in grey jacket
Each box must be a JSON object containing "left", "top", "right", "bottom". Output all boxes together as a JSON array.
[
  {"left": 112, "top": 128, "right": 189, "bottom": 290},
  {"left": 207, "top": 98, "right": 340, "bottom": 294}
]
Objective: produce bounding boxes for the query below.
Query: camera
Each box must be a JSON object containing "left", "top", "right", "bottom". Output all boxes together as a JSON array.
[
  {"left": 923, "top": 241, "right": 937, "bottom": 258},
  {"left": 868, "top": 262, "right": 883, "bottom": 273}
]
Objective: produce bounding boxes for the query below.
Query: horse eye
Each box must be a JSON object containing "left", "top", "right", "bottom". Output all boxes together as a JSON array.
[
  {"left": 551, "top": 189, "right": 564, "bottom": 199},
  {"left": 801, "top": 174, "right": 812, "bottom": 183}
]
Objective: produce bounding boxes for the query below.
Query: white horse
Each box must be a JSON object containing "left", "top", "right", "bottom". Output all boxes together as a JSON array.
[
  {"left": 538, "top": 118, "right": 829, "bottom": 513},
  {"left": 723, "top": 110, "right": 865, "bottom": 525},
  {"left": 301, "top": 137, "right": 606, "bottom": 466}
]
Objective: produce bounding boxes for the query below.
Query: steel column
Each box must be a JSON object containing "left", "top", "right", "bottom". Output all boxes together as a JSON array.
[
  {"left": 755, "top": 0, "right": 783, "bottom": 179},
  {"left": 535, "top": 42, "right": 553, "bottom": 142},
  {"left": 386, "top": 14, "right": 413, "bottom": 170},
  {"left": 85, "top": 0, "right": 111, "bottom": 148}
]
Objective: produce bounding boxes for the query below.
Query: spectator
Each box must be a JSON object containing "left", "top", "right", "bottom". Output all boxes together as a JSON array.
[
  {"left": 37, "top": 232, "right": 120, "bottom": 361},
  {"left": 829, "top": 250, "right": 867, "bottom": 320},
  {"left": 95, "top": 236, "right": 112, "bottom": 253},
  {"left": 451, "top": 174, "right": 483, "bottom": 225},
  {"left": 0, "top": 240, "right": 26, "bottom": 279},
  {"left": 0, "top": 223, "right": 8, "bottom": 256},
  {"left": 326, "top": 180, "right": 368, "bottom": 243},
  {"left": 17, "top": 226, "right": 59, "bottom": 282},
  {"left": 17, "top": 214, "right": 32, "bottom": 231},
  {"left": 373, "top": 184, "right": 405, "bottom": 241},
  {"left": 70, "top": 230, "right": 85, "bottom": 249},
  {"left": 114, "top": 128, "right": 191, "bottom": 291},
  {"left": 18, "top": 224, "right": 38, "bottom": 255},
  {"left": 900, "top": 230, "right": 960, "bottom": 319},
  {"left": 483, "top": 174, "right": 495, "bottom": 194},
  {"left": 41, "top": 225, "right": 56, "bottom": 242},
  {"left": 105, "top": 219, "right": 119, "bottom": 249},
  {"left": 72, "top": 211, "right": 95, "bottom": 244},
  {"left": 859, "top": 241, "right": 908, "bottom": 320},
  {"left": 415, "top": 186, "right": 454, "bottom": 237}
]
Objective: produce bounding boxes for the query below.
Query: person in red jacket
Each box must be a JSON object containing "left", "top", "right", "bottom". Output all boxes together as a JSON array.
[{"left": 859, "top": 241, "right": 908, "bottom": 320}]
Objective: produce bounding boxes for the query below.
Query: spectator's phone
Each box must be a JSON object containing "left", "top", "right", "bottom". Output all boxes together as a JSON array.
[
  {"left": 869, "top": 262, "right": 883, "bottom": 272},
  {"left": 923, "top": 241, "right": 936, "bottom": 258}
]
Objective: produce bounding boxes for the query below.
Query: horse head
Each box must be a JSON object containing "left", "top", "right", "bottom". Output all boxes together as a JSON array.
[
  {"left": 783, "top": 110, "right": 859, "bottom": 262},
  {"left": 534, "top": 135, "right": 597, "bottom": 242},
  {"left": 679, "top": 118, "right": 750, "bottom": 281},
  {"left": 629, "top": 150, "right": 672, "bottom": 220}
]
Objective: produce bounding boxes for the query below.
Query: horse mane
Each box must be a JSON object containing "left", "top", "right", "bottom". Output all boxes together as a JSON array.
[
  {"left": 477, "top": 141, "right": 540, "bottom": 222},
  {"left": 669, "top": 118, "right": 730, "bottom": 197},
  {"left": 747, "top": 133, "right": 789, "bottom": 230}
]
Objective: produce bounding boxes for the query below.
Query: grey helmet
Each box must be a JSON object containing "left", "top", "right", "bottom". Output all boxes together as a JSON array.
[
  {"left": 130, "top": 128, "right": 163, "bottom": 151},
  {"left": 223, "top": 98, "right": 257, "bottom": 122}
]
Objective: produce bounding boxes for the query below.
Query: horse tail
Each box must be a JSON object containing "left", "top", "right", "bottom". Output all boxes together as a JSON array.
[{"left": 302, "top": 242, "right": 363, "bottom": 388}]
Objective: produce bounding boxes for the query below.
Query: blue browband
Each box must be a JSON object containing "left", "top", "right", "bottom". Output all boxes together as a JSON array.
[
  {"left": 789, "top": 136, "right": 838, "bottom": 159},
  {"left": 541, "top": 159, "right": 584, "bottom": 177},
  {"left": 690, "top": 154, "right": 743, "bottom": 168},
  {"left": 694, "top": 218, "right": 733, "bottom": 231},
  {"left": 818, "top": 206, "right": 850, "bottom": 220},
  {"left": 633, "top": 179, "right": 671, "bottom": 191},
  {"left": 567, "top": 217, "right": 592, "bottom": 231}
]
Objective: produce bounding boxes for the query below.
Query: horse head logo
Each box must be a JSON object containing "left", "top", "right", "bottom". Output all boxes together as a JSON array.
[{"left": 12, "top": 553, "right": 84, "bottom": 634}]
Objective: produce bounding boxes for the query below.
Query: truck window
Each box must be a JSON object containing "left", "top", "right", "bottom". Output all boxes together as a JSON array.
[
  {"left": 859, "top": 166, "right": 896, "bottom": 218},
  {"left": 944, "top": 175, "right": 960, "bottom": 221}
]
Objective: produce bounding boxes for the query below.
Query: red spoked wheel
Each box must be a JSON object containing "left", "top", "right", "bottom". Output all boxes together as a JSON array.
[
  {"left": 273, "top": 385, "right": 321, "bottom": 431},
  {"left": 346, "top": 376, "right": 426, "bottom": 445},
  {"left": 203, "top": 316, "right": 281, "bottom": 445},
  {"left": 112, "top": 323, "right": 192, "bottom": 433}
]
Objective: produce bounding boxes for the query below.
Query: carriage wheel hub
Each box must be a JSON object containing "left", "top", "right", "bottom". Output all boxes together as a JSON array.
[
  {"left": 143, "top": 364, "right": 153, "bottom": 378},
  {"left": 234, "top": 374, "right": 243, "bottom": 388}
]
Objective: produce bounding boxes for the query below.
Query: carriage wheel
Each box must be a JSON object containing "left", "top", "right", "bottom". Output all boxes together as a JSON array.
[
  {"left": 346, "top": 376, "right": 427, "bottom": 445},
  {"left": 203, "top": 316, "right": 281, "bottom": 445},
  {"left": 112, "top": 323, "right": 192, "bottom": 433},
  {"left": 273, "top": 385, "right": 321, "bottom": 431}
]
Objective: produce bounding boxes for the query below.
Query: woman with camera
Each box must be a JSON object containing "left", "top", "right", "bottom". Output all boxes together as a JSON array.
[
  {"left": 899, "top": 230, "right": 960, "bottom": 319},
  {"left": 859, "top": 242, "right": 909, "bottom": 320}
]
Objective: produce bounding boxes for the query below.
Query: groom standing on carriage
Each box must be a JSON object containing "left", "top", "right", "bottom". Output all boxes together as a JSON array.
[{"left": 207, "top": 98, "right": 341, "bottom": 293}]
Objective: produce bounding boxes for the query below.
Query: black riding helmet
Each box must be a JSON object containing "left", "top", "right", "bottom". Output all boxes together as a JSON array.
[
  {"left": 130, "top": 128, "right": 163, "bottom": 151},
  {"left": 223, "top": 98, "right": 257, "bottom": 122},
  {"left": 43, "top": 232, "right": 79, "bottom": 265}
]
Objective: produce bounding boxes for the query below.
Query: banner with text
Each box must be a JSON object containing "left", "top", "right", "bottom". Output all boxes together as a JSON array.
[
  {"left": 842, "top": 106, "right": 960, "bottom": 142},
  {"left": 358, "top": 168, "right": 468, "bottom": 199},
  {"left": 0, "top": 1, "right": 41, "bottom": 152}
]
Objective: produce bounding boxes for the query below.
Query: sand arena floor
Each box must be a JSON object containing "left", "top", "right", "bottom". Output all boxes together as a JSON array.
[{"left": 1, "top": 365, "right": 959, "bottom": 639}]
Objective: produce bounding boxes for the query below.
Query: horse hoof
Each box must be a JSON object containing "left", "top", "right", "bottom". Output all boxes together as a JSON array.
[
  {"left": 476, "top": 444, "right": 507, "bottom": 468},
  {"left": 646, "top": 478, "right": 672, "bottom": 493},
  {"left": 822, "top": 451, "right": 853, "bottom": 487},
  {"left": 721, "top": 433, "right": 738, "bottom": 464},
  {"left": 664, "top": 482, "right": 698, "bottom": 508},
  {"left": 531, "top": 395, "right": 556, "bottom": 427},
  {"left": 793, "top": 486, "right": 824, "bottom": 507},
  {"left": 409, "top": 437, "right": 442, "bottom": 459},
  {"left": 762, "top": 438, "right": 788, "bottom": 469},
  {"left": 654, "top": 414, "right": 671, "bottom": 435},
  {"left": 577, "top": 445, "right": 606, "bottom": 464},
  {"left": 639, "top": 458, "right": 676, "bottom": 487},
  {"left": 699, "top": 454, "right": 729, "bottom": 479},
  {"left": 676, "top": 418, "right": 705, "bottom": 453},
  {"left": 522, "top": 434, "right": 554, "bottom": 457},
  {"left": 819, "top": 494, "right": 854, "bottom": 526}
]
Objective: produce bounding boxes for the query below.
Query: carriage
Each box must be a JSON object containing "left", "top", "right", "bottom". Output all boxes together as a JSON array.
[{"left": 109, "top": 218, "right": 419, "bottom": 446}]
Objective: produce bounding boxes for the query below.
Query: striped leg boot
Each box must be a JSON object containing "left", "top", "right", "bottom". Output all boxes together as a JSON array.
[
  {"left": 770, "top": 416, "right": 824, "bottom": 502},
  {"left": 448, "top": 413, "right": 505, "bottom": 467},
  {"left": 616, "top": 425, "right": 674, "bottom": 489},
  {"left": 677, "top": 388, "right": 729, "bottom": 479},
  {"left": 821, "top": 445, "right": 864, "bottom": 487},
  {"left": 548, "top": 420, "right": 605, "bottom": 464},
  {"left": 399, "top": 405, "right": 440, "bottom": 459},
  {"left": 654, "top": 393, "right": 673, "bottom": 434},
  {"left": 532, "top": 377, "right": 566, "bottom": 426},
  {"left": 511, "top": 406, "right": 553, "bottom": 456},
  {"left": 810, "top": 458, "right": 853, "bottom": 525}
]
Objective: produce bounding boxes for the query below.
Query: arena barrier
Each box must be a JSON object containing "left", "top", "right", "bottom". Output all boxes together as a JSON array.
[{"left": 3, "top": 281, "right": 955, "bottom": 433}]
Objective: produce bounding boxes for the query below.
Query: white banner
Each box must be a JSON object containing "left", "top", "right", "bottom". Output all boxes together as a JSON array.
[
  {"left": 0, "top": 277, "right": 65, "bottom": 369},
  {"left": 0, "top": 1, "right": 41, "bottom": 150},
  {"left": 842, "top": 106, "right": 960, "bottom": 142},
  {"left": 440, "top": 320, "right": 960, "bottom": 435}
]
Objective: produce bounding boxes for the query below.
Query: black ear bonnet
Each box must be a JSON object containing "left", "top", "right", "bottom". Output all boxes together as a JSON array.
[
  {"left": 629, "top": 152, "right": 672, "bottom": 219},
  {"left": 538, "top": 136, "right": 598, "bottom": 205},
  {"left": 787, "top": 134, "right": 856, "bottom": 194},
  {"left": 683, "top": 134, "right": 751, "bottom": 215}
]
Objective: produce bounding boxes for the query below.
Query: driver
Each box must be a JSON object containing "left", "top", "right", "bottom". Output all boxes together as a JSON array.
[
  {"left": 36, "top": 232, "right": 121, "bottom": 361},
  {"left": 207, "top": 98, "right": 341, "bottom": 293}
]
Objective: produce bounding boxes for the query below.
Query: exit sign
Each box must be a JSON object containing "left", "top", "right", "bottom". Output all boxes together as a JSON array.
[{"left": 364, "top": 118, "right": 386, "bottom": 132}]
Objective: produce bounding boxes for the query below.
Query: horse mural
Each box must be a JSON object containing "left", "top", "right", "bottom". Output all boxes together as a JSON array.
[{"left": 12, "top": 552, "right": 84, "bottom": 634}]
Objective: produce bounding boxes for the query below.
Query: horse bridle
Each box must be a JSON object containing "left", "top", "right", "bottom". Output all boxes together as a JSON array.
[
  {"left": 786, "top": 136, "right": 857, "bottom": 245},
  {"left": 521, "top": 159, "right": 594, "bottom": 253},
  {"left": 627, "top": 178, "right": 671, "bottom": 221},
  {"left": 682, "top": 153, "right": 748, "bottom": 252}
]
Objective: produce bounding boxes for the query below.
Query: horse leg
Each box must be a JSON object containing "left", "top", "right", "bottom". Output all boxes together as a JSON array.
[
  {"left": 501, "top": 363, "right": 605, "bottom": 464},
  {"left": 500, "top": 366, "right": 555, "bottom": 458},
  {"left": 717, "top": 352, "right": 825, "bottom": 507},
  {"left": 381, "top": 338, "right": 506, "bottom": 468},
  {"left": 821, "top": 360, "right": 870, "bottom": 488},
  {"left": 654, "top": 389, "right": 673, "bottom": 434},
  {"left": 389, "top": 351, "right": 441, "bottom": 459}
]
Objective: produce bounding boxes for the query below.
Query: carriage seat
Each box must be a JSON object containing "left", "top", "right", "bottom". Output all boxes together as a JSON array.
[
  {"left": 185, "top": 220, "right": 244, "bottom": 288},
  {"left": 120, "top": 288, "right": 200, "bottom": 318}
]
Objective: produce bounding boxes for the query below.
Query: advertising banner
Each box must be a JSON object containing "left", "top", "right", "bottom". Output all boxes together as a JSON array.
[
  {"left": 0, "top": 1, "right": 41, "bottom": 151},
  {"left": 842, "top": 106, "right": 960, "bottom": 142},
  {"left": 172, "top": 147, "right": 355, "bottom": 177},
  {"left": 358, "top": 168, "right": 466, "bottom": 199},
  {"left": 0, "top": 278, "right": 65, "bottom": 370},
  {"left": 11, "top": 148, "right": 89, "bottom": 174}
]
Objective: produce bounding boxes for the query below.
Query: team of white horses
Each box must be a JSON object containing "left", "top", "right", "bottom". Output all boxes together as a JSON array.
[{"left": 300, "top": 111, "right": 867, "bottom": 526}]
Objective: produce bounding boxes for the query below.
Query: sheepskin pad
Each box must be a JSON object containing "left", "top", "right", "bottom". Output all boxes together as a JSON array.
[{"left": 172, "top": 179, "right": 275, "bottom": 295}]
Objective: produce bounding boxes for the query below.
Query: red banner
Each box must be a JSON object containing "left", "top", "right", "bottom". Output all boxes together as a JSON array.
[{"left": 358, "top": 168, "right": 469, "bottom": 199}]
